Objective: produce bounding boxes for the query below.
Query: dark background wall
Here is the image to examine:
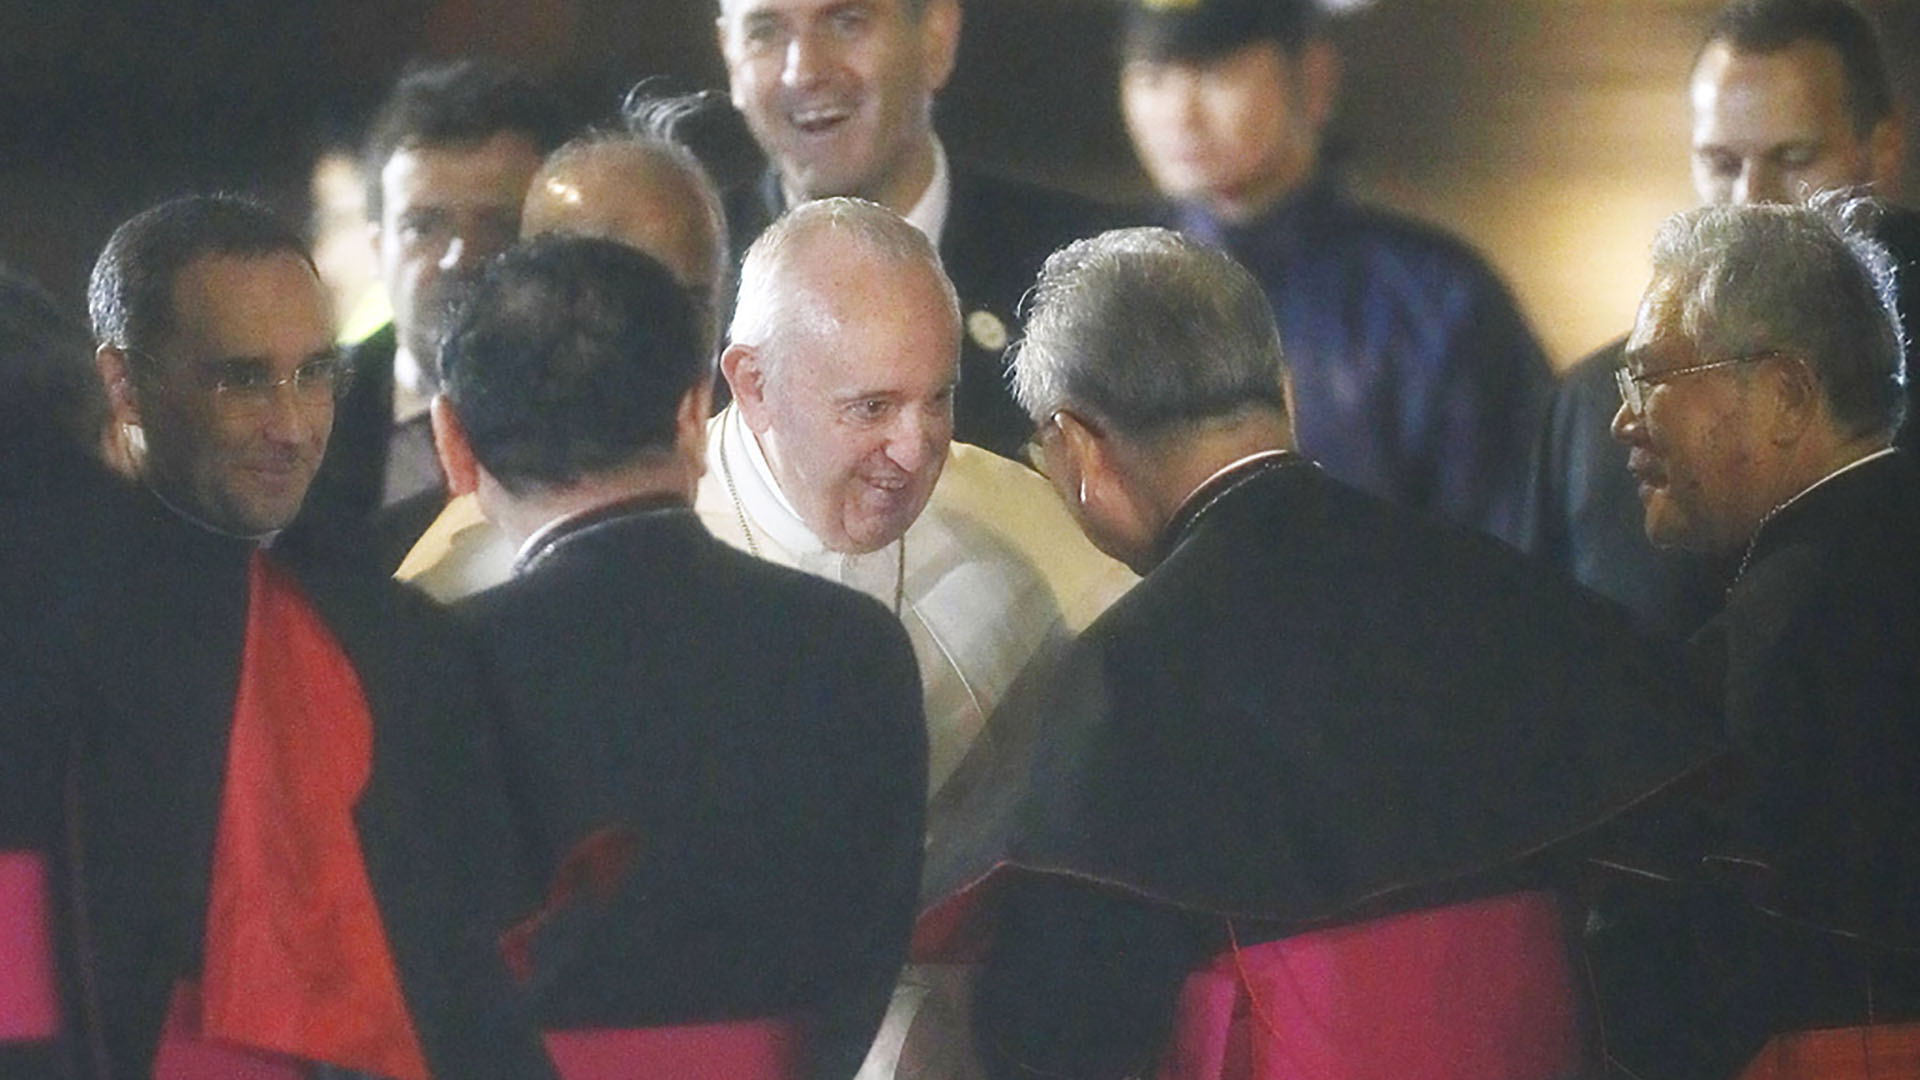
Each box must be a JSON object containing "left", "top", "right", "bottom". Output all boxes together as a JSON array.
[{"left": 2, "top": 0, "right": 1915, "bottom": 367}]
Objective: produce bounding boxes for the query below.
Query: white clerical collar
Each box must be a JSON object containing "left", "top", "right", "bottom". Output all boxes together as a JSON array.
[
  {"left": 782, "top": 138, "right": 949, "bottom": 246},
  {"left": 392, "top": 344, "right": 432, "bottom": 424},
  {"left": 903, "top": 139, "right": 951, "bottom": 246},
  {"left": 722, "top": 404, "right": 832, "bottom": 556},
  {"left": 1776, "top": 446, "right": 1897, "bottom": 518}
]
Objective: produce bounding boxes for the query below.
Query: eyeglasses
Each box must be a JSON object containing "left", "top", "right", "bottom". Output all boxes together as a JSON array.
[
  {"left": 1613, "top": 351, "right": 1779, "bottom": 415},
  {"left": 132, "top": 350, "right": 353, "bottom": 417}
]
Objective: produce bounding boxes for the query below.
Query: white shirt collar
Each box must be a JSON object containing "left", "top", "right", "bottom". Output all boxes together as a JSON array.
[
  {"left": 903, "top": 139, "right": 951, "bottom": 247},
  {"left": 781, "top": 138, "right": 949, "bottom": 246}
]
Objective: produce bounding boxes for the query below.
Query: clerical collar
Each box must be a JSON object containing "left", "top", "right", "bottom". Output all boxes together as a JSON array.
[
  {"left": 782, "top": 139, "right": 950, "bottom": 247},
  {"left": 720, "top": 404, "right": 832, "bottom": 557},
  {"left": 513, "top": 493, "right": 692, "bottom": 576},
  {"left": 1157, "top": 449, "right": 1309, "bottom": 564},
  {"left": 1734, "top": 446, "right": 1897, "bottom": 584}
]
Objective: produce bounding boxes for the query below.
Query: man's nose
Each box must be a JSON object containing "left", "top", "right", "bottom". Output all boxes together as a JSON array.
[
  {"left": 1733, "top": 161, "right": 1785, "bottom": 205},
  {"left": 1609, "top": 396, "right": 1642, "bottom": 445},
  {"left": 885, "top": 408, "right": 948, "bottom": 474},
  {"left": 261, "top": 383, "right": 326, "bottom": 446},
  {"left": 438, "top": 234, "right": 470, "bottom": 273},
  {"left": 782, "top": 31, "right": 829, "bottom": 89}
]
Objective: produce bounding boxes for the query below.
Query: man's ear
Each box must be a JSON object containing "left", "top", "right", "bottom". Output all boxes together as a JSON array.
[
  {"left": 676, "top": 379, "right": 715, "bottom": 485},
  {"left": 1766, "top": 355, "right": 1821, "bottom": 446},
  {"left": 1868, "top": 115, "right": 1906, "bottom": 199},
  {"left": 919, "top": 0, "right": 962, "bottom": 94},
  {"left": 1298, "top": 37, "right": 1342, "bottom": 135},
  {"left": 1055, "top": 409, "right": 1118, "bottom": 513},
  {"left": 720, "top": 343, "right": 771, "bottom": 431},
  {"left": 429, "top": 395, "right": 482, "bottom": 497},
  {"left": 96, "top": 345, "right": 142, "bottom": 428}
]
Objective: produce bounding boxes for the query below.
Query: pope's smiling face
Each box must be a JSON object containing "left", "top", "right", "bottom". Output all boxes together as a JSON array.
[
  {"left": 717, "top": 0, "right": 959, "bottom": 213},
  {"left": 736, "top": 231, "right": 958, "bottom": 553}
]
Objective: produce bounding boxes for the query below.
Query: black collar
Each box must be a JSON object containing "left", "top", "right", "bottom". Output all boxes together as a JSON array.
[
  {"left": 513, "top": 493, "right": 693, "bottom": 577},
  {"left": 1155, "top": 450, "right": 1310, "bottom": 566}
]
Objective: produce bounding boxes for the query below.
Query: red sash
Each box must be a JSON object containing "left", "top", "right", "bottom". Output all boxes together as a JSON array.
[
  {"left": 1159, "top": 892, "right": 1579, "bottom": 1080},
  {"left": 543, "top": 1020, "right": 807, "bottom": 1080},
  {"left": 0, "top": 851, "right": 57, "bottom": 1042},
  {"left": 194, "top": 552, "right": 429, "bottom": 1080}
]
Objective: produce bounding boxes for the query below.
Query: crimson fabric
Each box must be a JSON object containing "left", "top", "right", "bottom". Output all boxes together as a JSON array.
[
  {"left": 0, "top": 852, "right": 57, "bottom": 1042},
  {"left": 1157, "top": 893, "right": 1578, "bottom": 1080},
  {"left": 199, "top": 552, "right": 428, "bottom": 1080},
  {"left": 152, "top": 983, "right": 304, "bottom": 1080},
  {"left": 542, "top": 1020, "right": 806, "bottom": 1080},
  {"left": 1734, "top": 1023, "right": 1920, "bottom": 1080}
]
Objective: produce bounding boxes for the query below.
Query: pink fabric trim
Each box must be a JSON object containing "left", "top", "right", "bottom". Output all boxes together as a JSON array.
[
  {"left": 1159, "top": 892, "right": 1579, "bottom": 1080},
  {"left": 152, "top": 983, "right": 305, "bottom": 1080},
  {"left": 0, "top": 852, "right": 57, "bottom": 1041},
  {"left": 543, "top": 1019, "right": 807, "bottom": 1080}
]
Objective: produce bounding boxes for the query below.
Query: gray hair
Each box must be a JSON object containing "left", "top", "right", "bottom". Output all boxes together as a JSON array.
[
  {"left": 728, "top": 197, "right": 958, "bottom": 353},
  {"left": 1010, "top": 227, "right": 1287, "bottom": 437},
  {"left": 1648, "top": 192, "right": 1906, "bottom": 439}
]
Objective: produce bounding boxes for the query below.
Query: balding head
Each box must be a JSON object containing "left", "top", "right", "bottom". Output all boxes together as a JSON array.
[
  {"left": 721, "top": 198, "right": 960, "bottom": 553},
  {"left": 522, "top": 132, "right": 729, "bottom": 353}
]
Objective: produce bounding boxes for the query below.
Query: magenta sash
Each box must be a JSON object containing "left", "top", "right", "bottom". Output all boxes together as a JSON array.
[
  {"left": 1159, "top": 892, "right": 1579, "bottom": 1080},
  {"left": 0, "top": 852, "right": 57, "bottom": 1042},
  {"left": 543, "top": 1019, "right": 806, "bottom": 1080},
  {"left": 152, "top": 983, "right": 305, "bottom": 1080}
]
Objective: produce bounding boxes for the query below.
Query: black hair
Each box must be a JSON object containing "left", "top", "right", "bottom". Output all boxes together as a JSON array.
[
  {"left": 1702, "top": 0, "right": 1895, "bottom": 136},
  {"left": 438, "top": 234, "right": 706, "bottom": 493},
  {"left": 362, "top": 57, "right": 567, "bottom": 219}
]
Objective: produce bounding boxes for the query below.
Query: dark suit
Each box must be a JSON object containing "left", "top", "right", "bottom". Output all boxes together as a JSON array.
[
  {"left": 292, "top": 323, "right": 448, "bottom": 572},
  {"left": 928, "top": 454, "right": 1718, "bottom": 1080},
  {"left": 727, "top": 164, "right": 1115, "bottom": 461},
  {"left": 457, "top": 499, "right": 927, "bottom": 1080},
  {"left": 22, "top": 490, "right": 555, "bottom": 1080}
]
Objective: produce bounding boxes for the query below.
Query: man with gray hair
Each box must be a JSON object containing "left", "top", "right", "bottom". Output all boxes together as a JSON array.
[
  {"left": 1602, "top": 197, "right": 1920, "bottom": 1073},
  {"left": 916, "top": 227, "right": 1714, "bottom": 1080}
]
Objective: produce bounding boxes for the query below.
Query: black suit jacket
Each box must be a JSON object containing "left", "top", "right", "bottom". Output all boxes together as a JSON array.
[
  {"left": 457, "top": 502, "right": 927, "bottom": 1080},
  {"left": 727, "top": 164, "right": 1116, "bottom": 461},
  {"left": 291, "top": 323, "right": 448, "bottom": 572},
  {"left": 32, "top": 493, "right": 554, "bottom": 1080},
  {"left": 933, "top": 456, "right": 1718, "bottom": 1080}
]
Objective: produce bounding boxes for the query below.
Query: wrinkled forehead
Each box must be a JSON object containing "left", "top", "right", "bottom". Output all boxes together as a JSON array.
[{"left": 764, "top": 243, "right": 957, "bottom": 375}]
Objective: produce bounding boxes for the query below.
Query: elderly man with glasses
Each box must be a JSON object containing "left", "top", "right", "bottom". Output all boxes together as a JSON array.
[{"left": 1598, "top": 196, "right": 1920, "bottom": 1076}]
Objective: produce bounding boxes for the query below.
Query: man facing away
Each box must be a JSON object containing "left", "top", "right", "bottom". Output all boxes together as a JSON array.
[
  {"left": 915, "top": 228, "right": 1716, "bottom": 1080},
  {"left": 714, "top": 0, "right": 1114, "bottom": 460},
  {"left": 1599, "top": 197, "right": 1920, "bottom": 1077},
  {"left": 1117, "top": 0, "right": 1552, "bottom": 545},
  {"left": 295, "top": 57, "right": 566, "bottom": 570},
  {"left": 1527, "top": 0, "right": 1917, "bottom": 642},
  {"left": 432, "top": 235, "right": 927, "bottom": 1080},
  {"left": 50, "top": 195, "right": 556, "bottom": 1080}
]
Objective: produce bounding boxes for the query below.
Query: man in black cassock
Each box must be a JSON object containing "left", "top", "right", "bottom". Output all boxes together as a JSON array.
[
  {"left": 20, "top": 195, "right": 556, "bottom": 1080},
  {"left": 431, "top": 235, "right": 926, "bottom": 1080},
  {"left": 1600, "top": 197, "right": 1920, "bottom": 1077},
  {"left": 919, "top": 227, "right": 1720, "bottom": 1080}
]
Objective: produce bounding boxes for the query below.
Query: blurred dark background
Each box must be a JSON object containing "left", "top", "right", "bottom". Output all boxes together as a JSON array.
[{"left": 2, "top": 0, "right": 1915, "bottom": 366}]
